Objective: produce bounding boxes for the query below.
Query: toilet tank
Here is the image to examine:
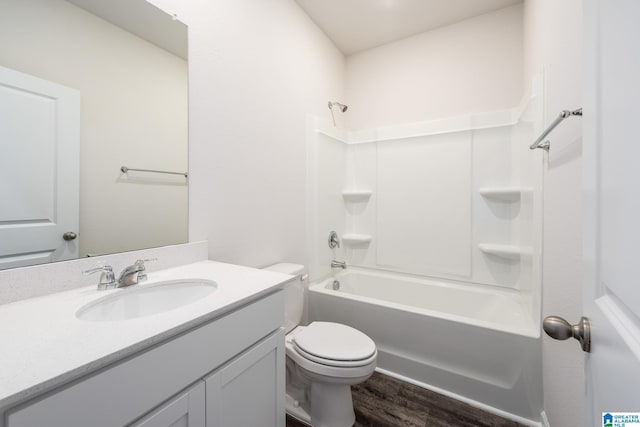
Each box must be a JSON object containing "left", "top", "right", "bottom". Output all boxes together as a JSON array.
[{"left": 263, "top": 263, "right": 305, "bottom": 334}]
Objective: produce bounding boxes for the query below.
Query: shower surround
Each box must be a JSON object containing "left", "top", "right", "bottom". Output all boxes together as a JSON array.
[{"left": 306, "top": 82, "right": 544, "bottom": 424}]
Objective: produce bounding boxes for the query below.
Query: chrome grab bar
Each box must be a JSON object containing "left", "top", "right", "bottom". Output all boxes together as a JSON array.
[
  {"left": 529, "top": 108, "right": 582, "bottom": 152},
  {"left": 121, "top": 166, "right": 188, "bottom": 178}
]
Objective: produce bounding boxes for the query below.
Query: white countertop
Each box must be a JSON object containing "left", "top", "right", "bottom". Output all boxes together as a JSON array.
[{"left": 0, "top": 260, "right": 292, "bottom": 409}]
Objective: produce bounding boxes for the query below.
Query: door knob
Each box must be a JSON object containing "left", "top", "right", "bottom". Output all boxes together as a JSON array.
[
  {"left": 63, "top": 231, "right": 77, "bottom": 241},
  {"left": 543, "top": 315, "right": 591, "bottom": 352}
]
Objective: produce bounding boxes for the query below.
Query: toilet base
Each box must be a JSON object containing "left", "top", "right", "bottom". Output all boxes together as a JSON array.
[
  {"left": 285, "top": 381, "right": 358, "bottom": 427},
  {"left": 310, "top": 381, "right": 355, "bottom": 427},
  {"left": 285, "top": 393, "right": 312, "bottom": 425}
]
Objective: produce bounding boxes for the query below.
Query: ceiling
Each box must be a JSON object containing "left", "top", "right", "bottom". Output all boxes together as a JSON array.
[
  {"left": 67, "top": 0, "right": 187, "bottom": 59},
  {"left": 294, "top": 0, "right": 523, "bottom": 55}
]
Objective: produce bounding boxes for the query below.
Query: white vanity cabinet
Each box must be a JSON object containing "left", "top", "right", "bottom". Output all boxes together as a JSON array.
[
  {"left": 205, "top": 330, "right": 284, "bottom": 427},
  {"left": 132, "top": 382, "right": 206, "bottom": 427},
  {"left": 132, "top": 328, "right": 285, "bottom": 427},
  {"left": 3, "top": 291, "right": 285, "bottom": 427}
]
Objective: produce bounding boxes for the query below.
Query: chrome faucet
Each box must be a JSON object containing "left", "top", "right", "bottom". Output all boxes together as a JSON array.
[
  {"left": 330, "top": 260, "right": 347, "bottom": 269},
  {"left": 118, "top": 259, "right": 154, "bottom": 287},
  {"left": 84, "top": 259, "right": 157, "bottom": 290}
]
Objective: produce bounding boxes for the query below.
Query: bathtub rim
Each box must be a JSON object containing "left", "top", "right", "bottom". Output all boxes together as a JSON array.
[{"left": 309, "top": 267, "right": 540, "bottom": 339}]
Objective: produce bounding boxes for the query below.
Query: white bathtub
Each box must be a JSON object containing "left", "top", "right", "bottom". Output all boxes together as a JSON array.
[{"left": 308, "top": 268, "right": 542, "bottom": 424}]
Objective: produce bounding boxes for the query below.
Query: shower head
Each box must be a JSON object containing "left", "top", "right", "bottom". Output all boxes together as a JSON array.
[
  {"left": 328, "top": 101, "right": 348, "bottom": 127},
  {"left": 328, "top": 101, "right": 348, "bottom": 112}
]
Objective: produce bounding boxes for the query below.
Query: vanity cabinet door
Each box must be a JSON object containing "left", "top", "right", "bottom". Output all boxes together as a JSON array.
[
  {"left": 205, "top": 329, "right": 285, "bottom": 427},
  {"left": 131, "top": 381, "right": 205, "bottom": 427}
]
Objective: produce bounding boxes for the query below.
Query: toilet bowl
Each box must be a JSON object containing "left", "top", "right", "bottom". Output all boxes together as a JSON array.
[{"left": 263, "top": 264, "right": 377, "bottom": 427}]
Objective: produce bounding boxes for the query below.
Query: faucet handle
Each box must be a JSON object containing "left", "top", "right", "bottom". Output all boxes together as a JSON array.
[
  {"left": 83, "top": 265, "right": 116, "bottom": 290},
  {"left": 134, "top": 258, "right": 157, "bottom": 282}
]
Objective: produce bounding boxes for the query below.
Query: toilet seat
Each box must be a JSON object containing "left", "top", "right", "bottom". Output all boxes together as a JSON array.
[
  {"left": 285, "top": 322, "right": 378, "bottom": 384},
  {"left": 293, "top": 343, "right": 377, "bottom": 368},
  {"left": 286, "top": 339, "right": 377, "bottom": 380},
  {"left": 292, "top": 322, "right": 376, "bottom": 367}
]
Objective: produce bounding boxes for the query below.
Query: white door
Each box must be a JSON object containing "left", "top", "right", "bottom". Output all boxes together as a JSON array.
[
  {"left": 0, "top": 65, "right": 80, "bottom": 269},
  {"left": 583, "top": 0, "right": 640, "bottom": 425}
]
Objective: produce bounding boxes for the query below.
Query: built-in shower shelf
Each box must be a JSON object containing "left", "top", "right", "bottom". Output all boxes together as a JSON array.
[
  {"left": 342, "top": 234, "right": 373, "bottom": 245},
  {"left": 342, "top": 190, "right": 373, "bottom": 202},
  {"left": 479, "top": 187, "right": 528, "bottom": 201},
  {"left": 478, "top": 244, "right": 526, "bottom": 260}
]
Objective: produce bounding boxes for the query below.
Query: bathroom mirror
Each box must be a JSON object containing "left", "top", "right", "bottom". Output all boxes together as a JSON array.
[{"left": 0, "top": 0, "right": 188, "bottom": 270}]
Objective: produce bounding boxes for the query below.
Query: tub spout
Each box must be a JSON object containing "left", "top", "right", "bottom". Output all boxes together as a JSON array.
[{"left": 331, "top": 260, "right": 347, "bottom": 269}]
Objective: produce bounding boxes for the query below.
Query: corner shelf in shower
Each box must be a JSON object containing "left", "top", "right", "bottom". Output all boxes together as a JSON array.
[
  {"left": 341, "top": 190, "right": 372, "bottom": 202},
  {"left": 479, "top": 187, "right": 531, "bottom": 202},
  {"left": 342, "top": 234, "right": 373, "bottom": 246},
  {"left": 478, "top": 244, "right": 525, "bottom": 260}
]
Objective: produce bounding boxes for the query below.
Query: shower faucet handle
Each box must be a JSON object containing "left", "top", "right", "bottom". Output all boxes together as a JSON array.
[{"left": 328, "top": 231, "right": 340, "bottom": 249}]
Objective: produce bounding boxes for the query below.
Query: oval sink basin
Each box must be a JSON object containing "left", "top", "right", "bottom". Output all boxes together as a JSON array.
[{"left": 76, "top": 279, "right": 217, "bottom": 321}]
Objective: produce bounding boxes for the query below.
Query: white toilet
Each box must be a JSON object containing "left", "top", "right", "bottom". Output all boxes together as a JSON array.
[{"left": 264, "top": 263, "right": 377, "bottom": 427}]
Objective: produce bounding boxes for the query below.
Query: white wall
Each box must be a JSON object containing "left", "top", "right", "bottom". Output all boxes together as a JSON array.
[
  {"left": 523, "top": 1, "right": 585, "bottom": 426},
  {"left": 0, "top": 0, "right": 188, "bottom": 257},
  {"left": 131, "top": 2, "right": 583, "bottom": 423},
  {"left": 148, "top": 0, "right": 346, "bottom": 268},
  {"left": 344, "top": 4, "right": 524, "bottom": 130}
]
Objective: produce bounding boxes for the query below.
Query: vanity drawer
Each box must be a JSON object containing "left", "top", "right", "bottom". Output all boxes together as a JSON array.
[{"left": 6, "top": 290, "right": 284, "bottom": 427}]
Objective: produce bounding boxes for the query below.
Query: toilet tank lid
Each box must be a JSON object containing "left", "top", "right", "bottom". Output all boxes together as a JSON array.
[{"left": 262, "top": 263, "right": 305, "bottom": 276}]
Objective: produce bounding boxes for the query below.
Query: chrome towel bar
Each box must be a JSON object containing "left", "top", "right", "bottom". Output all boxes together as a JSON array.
[
  {"left": 120, "top": 166, "right": 188, "bottom": 178},
  {"left": 530, "top": 108, "right": 582, "bottom": 152}
]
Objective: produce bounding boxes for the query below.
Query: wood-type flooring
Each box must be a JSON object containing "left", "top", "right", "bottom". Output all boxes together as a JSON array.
[{"left": 285, "top": 372, "right": 526, "bottom": 427}]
